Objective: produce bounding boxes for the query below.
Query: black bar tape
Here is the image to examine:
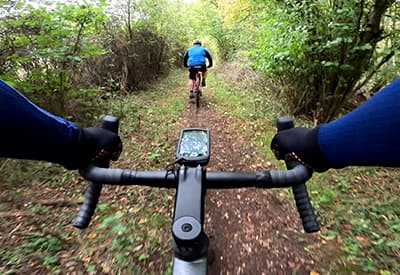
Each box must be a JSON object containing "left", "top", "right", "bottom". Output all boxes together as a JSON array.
[
  {"left": 256, "top": 165, "right": 312, "bottom": 188},
  {"left": 205, "top": 172, "right": 256, "bottom": 188},
  {"left": 276, "top": 116, "right": 320, "bottom": 233},
  {"left": 73, "top": 182, "right": 102, "bottom": 229},
  {"left": 73, "top": 116, "right": 119, "bottom": 229},
  {"left": 79, "top": 166, "right": 177, "bottom": 187},
  {"left": 80, "top": 166, "right": 124, "bottom": 184},
  {"left": 285, "top": 159, "right": 320, "bottom": 233},
  {"left": 292, "top": 183, "right": 320, "bottom": 233}
]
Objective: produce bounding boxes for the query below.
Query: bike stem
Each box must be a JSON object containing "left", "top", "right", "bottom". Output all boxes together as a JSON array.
[{"left": 172, "top": 165, "right": 209, "bottom": 262}]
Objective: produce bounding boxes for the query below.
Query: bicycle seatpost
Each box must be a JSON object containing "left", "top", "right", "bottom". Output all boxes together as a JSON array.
[
  {"left": 276, "top": 116, "right": 320, "bottom": 233},
  {"left": 73, "top": 116, "right": 119, "bottom": 229}
]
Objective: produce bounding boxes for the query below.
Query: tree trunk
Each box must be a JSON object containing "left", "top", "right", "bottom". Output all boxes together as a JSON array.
[{"left": 318, "top": 0, "right": 395, "bottom": 122}]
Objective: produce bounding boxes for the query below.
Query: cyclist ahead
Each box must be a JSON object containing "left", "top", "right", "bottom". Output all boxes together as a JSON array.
[{"left": 183, "top": 39, "right": 213, "bottom": 98}]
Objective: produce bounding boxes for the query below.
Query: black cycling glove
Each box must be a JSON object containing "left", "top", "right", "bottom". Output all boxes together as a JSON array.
[
  {"left": 62, "top": 127, "right": 122, "bottom": 170},
  {"left": 270, "top": 127, "right": 330, "bottom": 172}
]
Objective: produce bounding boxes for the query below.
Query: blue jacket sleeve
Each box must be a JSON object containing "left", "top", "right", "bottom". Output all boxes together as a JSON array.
[
  {"left": 318, "top": 77, "right": 400, "bottom": 168},
  {"left": 0, "top": 79, "right": 80, "bottom": 164}
]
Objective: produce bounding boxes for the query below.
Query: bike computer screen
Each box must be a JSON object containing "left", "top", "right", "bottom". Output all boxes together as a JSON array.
[{"left": 176, "top": 128, "right": 210, "bottom": 166}]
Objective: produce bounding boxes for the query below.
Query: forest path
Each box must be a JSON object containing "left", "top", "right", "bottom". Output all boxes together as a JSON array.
[{"left": 181, "top": 78, "right": 320, "bottom": 274}]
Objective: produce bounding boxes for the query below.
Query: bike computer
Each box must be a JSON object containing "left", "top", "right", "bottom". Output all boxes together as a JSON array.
[{"left": 176, "top": 128, "right": 210, "bottom": 166}]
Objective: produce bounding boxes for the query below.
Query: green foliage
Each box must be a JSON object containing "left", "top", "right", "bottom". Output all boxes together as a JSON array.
[
  {"left": 0, "top": 1, "right": 107, "bottom": 85},
  {"left": 25, "top": 233, "right": 65, "bottom": 255},
  {"left": 0, "top": 247, "right": 24, "bottom": 271},
  {"left": 0, "top": 0, "right": 108, "bottom": 115},
  {"left": 97, "top": 213, "right": 139, "bottom": 268},
  {"left": 308, "top": 168, "right": 400, "bottom": 273},
  {"left": 22, "top": 232, "right": 67, "bottom": 273},
  {"left": 249, "top": 0, "right": 398, "bottom": 122}
]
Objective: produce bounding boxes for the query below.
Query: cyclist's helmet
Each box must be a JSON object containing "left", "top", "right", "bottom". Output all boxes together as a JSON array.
[{"left": 193, "top": 39, "right": 202, "bottom": 46}]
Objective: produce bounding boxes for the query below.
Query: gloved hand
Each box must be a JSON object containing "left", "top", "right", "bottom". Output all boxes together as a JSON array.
[
  {"left": 63, "top": 127, "right": 122, "bottom": 170},
  {"left": 270, "top": 127, "right": 330, "bottom": 172}
]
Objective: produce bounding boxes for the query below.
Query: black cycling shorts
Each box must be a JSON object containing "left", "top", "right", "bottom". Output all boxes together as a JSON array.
[{"left": 188, "top": 65, "right": 207, "bottom": 80}]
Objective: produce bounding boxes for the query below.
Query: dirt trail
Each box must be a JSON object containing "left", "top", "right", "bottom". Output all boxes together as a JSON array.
[{"left": 182, "top": 91, "right": 320, "bottom": 274}]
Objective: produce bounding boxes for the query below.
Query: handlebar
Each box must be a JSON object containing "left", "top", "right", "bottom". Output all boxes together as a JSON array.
[
  {"left": 79, "top": 163, "right": 312, "bottom": 188},
  {"left": 75, "top": 161, "right": 319, "bottom": 232},
  {"left": 73, "top": 116, "right": 320, "bottom": 233}
]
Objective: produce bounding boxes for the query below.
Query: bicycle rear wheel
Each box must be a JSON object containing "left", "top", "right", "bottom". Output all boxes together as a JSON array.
[{"left": 195, "top": 83, "right": 200, "bottom": 108}]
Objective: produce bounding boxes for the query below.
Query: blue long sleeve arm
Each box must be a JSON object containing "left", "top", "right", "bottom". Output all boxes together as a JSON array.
[
  {"left": 0, "top": 80, "right": 80, "bottom": 165},
  {"left": 318, "top": 77, "right": 400, "bottom": 168}
]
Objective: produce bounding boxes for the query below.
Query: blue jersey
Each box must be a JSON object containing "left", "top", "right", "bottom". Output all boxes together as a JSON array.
[
  {"left": 183, "top": 45, "right": 213, "bottom": 67},
  {"left": 0, "top": 79, "right": 79, "bottom": 164}
]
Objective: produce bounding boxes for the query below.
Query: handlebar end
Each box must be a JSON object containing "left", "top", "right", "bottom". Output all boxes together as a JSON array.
[
  {"left": 276, "top": 116, "right": 294, "bottom": 131},
  {"left": 101, "top": 116, "right": 119, "bottom": 133},
  {"left": 73, "top": 216, "right": 90, "bottom": 229}
]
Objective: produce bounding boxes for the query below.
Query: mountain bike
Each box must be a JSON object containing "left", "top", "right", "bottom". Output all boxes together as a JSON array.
[
  {"left": 73, "top": 115, "right": 320, "bottom": 275},
  {"left": 191, "top": 65, "right": 203, "bottom": 108}
]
